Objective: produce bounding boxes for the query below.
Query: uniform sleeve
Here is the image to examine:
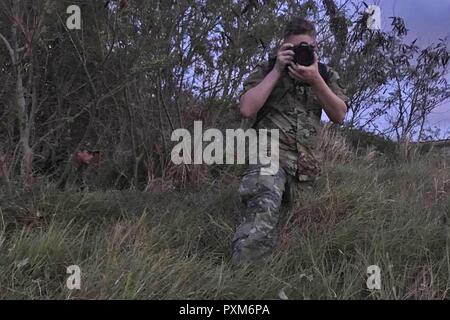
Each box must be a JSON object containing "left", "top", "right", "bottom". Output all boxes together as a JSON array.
[
  {"left": 326, "top": 67, "right": 350, "bottom": 106},
  {"left": 239, "top": 62, "right": 268, "bottom": 99}
]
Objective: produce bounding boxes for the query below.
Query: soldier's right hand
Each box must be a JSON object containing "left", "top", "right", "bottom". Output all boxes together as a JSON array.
[{"left": 274, "top": 43, "right": 295, "bottom": 73}]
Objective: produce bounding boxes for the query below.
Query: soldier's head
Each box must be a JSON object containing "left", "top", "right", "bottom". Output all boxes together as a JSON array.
[{"left": 282, "top": 17, "right": 317, "bottom": 50}]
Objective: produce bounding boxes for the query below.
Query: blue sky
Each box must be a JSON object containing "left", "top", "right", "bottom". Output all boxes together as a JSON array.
[{"left": 377, "top": 0, "right": 450, "bottom": 136}]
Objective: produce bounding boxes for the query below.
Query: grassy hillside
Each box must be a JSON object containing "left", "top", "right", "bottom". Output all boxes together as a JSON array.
[{"left": 0, "top": 129, "right": 449, "bottom": 299}]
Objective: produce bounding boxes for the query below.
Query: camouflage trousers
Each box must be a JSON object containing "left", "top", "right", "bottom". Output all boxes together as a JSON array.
[{"left": 231, "top": 164, "right": 301, "bottom": 265}]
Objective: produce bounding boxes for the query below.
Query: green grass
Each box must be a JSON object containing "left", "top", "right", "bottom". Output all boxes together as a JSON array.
[{"left": 0, "top": 153, "right": 449, "bottom": 299}]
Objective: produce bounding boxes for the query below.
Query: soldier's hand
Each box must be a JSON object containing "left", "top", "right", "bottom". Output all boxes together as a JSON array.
[
  {"left": 274, "top": 43, "right": 295, "bottom": 74},
  {"left": 288, "top": 52, "right": 322, "bottom": 85}
]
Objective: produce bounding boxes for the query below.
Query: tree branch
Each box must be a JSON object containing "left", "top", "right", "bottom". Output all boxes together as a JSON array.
[{"left": 0, "top": 32, "right": 16, "bottom": 64}]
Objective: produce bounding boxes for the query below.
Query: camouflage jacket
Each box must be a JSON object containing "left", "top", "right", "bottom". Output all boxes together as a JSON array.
[{"left": 240, "top": 61, "right": 349, "bottom": 181}]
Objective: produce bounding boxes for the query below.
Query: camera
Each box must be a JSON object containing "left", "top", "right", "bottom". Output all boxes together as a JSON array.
[{"left": 292, "top": 42, "right": 315, "bottom": 66}]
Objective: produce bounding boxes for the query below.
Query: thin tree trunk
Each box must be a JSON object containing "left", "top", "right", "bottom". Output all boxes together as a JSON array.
[{"left": 5, "top": 8, "right": 35, "bottom": 182}]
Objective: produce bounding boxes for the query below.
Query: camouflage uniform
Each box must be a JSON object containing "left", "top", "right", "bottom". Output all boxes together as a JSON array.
[{"left": 231, "top": 60, "right": 349, "bottom": 264}]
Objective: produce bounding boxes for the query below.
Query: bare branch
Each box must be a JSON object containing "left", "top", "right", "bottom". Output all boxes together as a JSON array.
[{"left": 0, "top": 32, "right": 16, "bottom": 64}]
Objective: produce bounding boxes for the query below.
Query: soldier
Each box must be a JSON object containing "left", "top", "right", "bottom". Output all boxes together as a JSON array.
[{"left": 231, "top": 17, "right": 349, "bottom": 264}]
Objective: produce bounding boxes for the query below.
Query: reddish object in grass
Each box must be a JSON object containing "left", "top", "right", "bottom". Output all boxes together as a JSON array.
[{"left": 75, "top": 150, "right": 95, "bottom": 166}]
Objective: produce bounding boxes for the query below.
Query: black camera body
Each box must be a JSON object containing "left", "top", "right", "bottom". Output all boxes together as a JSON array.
[
  {"left": 268, "top": 42, "right": 327, "bottom": 86},
  {"left": 292, "top": 42, "right": 315, "bottom": 66}
]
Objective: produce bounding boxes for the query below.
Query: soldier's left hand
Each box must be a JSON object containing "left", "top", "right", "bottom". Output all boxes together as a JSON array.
[{"left": 287, "top": 53, "right": 322, "bottom": 86}]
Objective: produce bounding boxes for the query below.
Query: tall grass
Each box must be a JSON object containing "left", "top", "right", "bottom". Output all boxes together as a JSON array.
[{"left": 0, "top": 128, "right": 449, "bottom": 299}]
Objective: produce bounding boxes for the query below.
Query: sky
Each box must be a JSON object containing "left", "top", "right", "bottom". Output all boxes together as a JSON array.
[{"left": 375, "top": 0, "right": 450, "bottom": 137}]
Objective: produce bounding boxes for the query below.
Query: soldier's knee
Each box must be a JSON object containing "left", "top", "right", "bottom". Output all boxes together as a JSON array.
[{"left": 239, "top": 167, "right": 286, "bottom": 203}]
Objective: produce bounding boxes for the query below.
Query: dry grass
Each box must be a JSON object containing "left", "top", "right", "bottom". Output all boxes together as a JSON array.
[{"left": 316, "top": 124, "right": 353, "bottom": 166}]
